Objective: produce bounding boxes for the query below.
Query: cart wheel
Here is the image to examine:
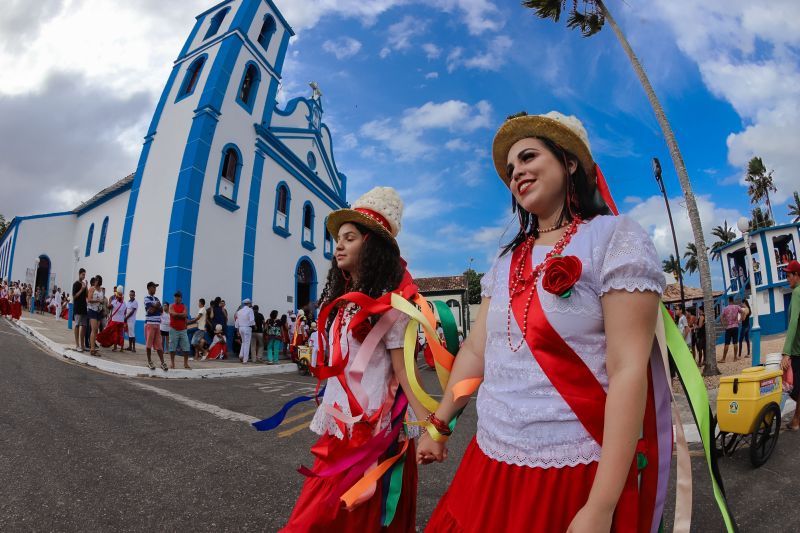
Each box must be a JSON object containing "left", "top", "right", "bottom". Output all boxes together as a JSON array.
[
  {"left": 297, "top": 359, "right": 308, "bottom": 376},
  {"left": 715, "top": 431, "right": 738, "bottom": 457},
  {"left": 749, "top": 402, "right": 781, "bottom": 468}
]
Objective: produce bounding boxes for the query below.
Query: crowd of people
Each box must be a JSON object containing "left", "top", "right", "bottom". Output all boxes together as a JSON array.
[{"left": 65, "top": 268, "right": 316, "bottom": 371}]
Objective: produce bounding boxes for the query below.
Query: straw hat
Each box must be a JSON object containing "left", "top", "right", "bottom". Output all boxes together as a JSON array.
[
  {"left": 326, "top": 187, "right": 403, "bottom": 251},
  {"left": 215, "top": 324, "right": 223, "bottom": 333},
  {"left": 492, "top": 111, "right": 595, "bottom": 187}
]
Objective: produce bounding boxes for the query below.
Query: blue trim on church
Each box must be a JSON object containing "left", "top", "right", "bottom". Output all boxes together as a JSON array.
[
  {"left": 163, "top": 32, "right": 245, "bottom": 304},
  {"left": 241, "top": 148, "right": 266, "bottom": 300}
]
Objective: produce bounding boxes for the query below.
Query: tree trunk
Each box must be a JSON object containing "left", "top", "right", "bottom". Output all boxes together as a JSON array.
[
  {"left": 765, "top": 192, "right": 774, "bottom": 224},
  {"left": 600, "top": 1, "right": 720, "bottom": 375}
]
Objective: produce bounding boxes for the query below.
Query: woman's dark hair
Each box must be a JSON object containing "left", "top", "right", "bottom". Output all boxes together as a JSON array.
[
  {"left": 319, "top": 221, "right": 404, "bottom": 316},
  {"left": 742, "top": 300, "right": 751, "bottom": 310},
  {"left": 269, "top": 309, "right": 278, "bottom": 321},
  {"left": 94, "top": 275, "right": 103, "bottom": 286},
  {"left": 501, "top": 137, "right": 611, "bottom": 256},
  {"left": 279, "top": 314, "right": 287, "bottom": 326}
]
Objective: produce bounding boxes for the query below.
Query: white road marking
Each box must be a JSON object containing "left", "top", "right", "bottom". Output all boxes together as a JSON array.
[{"left": 130, "top": 382, "right": 258, "bottom": 425}]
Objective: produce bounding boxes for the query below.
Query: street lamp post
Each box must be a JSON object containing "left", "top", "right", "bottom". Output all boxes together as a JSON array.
[
  {"left": 653, "top": 158, "right": 685, "bottom": 309},
  {"left": 465, "top": 257, "right": 474, "bottom": 333},
  {"left": 737, "top": 217, "right": 761, "bottom": 365}
]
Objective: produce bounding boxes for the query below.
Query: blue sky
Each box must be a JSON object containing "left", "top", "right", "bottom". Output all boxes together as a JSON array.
[{"left": 1, "top": 0, "right": 798, "bottom": 289}]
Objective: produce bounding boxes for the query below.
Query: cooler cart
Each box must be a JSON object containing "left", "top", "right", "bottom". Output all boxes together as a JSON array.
[
  {"left": 296, "top": 346, "right": 312, "bottom": 376},
  {"left": 714, "top": 367, "right": 783, "bottom": 467}
]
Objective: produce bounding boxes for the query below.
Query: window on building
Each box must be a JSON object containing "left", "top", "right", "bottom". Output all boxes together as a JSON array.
[
  {"left": 273, "top": 182, "right": 291, "bottom": 237},
  {"left": 307, "top": 151, "right": 317, "bottom": 171},
  {"left": 236, "top": 63, "right": 260, "bottom": 113},
  {"left": 302, "top": 202, "right": 315, "bottom": 250},
  {"left": 176, "top": 55, "right": 206, "bottom": 101},
  {"left": 203, "top": 7, "right": 229, "bottom": 40},
  {"left": 257, "top": 15, "right": 277, "bottom": 49},
  {"left": 213, "top": 145, "right": 242, "bottom": 211},
  {"left": 85, "top": 224, "right": 94, "bottom": 257},
  {"left": 323, "top": 218, "right": 333, "bottom": 259},
  {"left": 98, "top": 217, "right": 109, "bottom": 253}
]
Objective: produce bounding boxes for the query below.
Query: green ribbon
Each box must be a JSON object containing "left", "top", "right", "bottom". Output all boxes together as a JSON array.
[
  {"left": 662, "top": 304, "right": 738, "bottom": 532},
  {"left": 432, "top": 300, "right": 460, "bottom": 356},
  {"left": 381, "top": 455, "right": 406, "bottom": 527}
]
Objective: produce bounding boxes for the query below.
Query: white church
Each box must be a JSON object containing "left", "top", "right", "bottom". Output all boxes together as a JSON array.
[{"left": 0, "top": 0, "right": 347, "bottom": 338}]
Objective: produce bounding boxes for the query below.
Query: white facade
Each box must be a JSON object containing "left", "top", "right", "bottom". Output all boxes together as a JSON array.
[{"left": 0, "top": 0, "right": 348, "bottom": 338}]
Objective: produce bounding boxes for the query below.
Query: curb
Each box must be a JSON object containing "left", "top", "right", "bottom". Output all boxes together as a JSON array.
[{"left": 6, "top": 317, "right": 297, "bottom": 379}]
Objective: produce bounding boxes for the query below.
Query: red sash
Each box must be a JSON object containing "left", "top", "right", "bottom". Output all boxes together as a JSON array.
[{"left": 510, "top": 244, "right": 642, "bottom": 531}]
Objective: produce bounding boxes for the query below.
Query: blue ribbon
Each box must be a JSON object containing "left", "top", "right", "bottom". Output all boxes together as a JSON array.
[{"left": 252, "top": 386, "right": 326, "bottom": 431}]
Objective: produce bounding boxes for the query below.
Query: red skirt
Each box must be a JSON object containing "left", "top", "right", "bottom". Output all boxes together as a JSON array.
[
  {"left": 10, "top": 302, "right": 22, "bottom": 320},
  {"left": 97, "top": 321, "right": 125, "bottom": 347},
  {"left": 425, "top": 438, "right": 636, "bottom": 533},
  {"left": 0, "top": 298, "right": 9, "bottom": 316},
  {"left": 207, "top": 342, "right": 227, "bottom": 360},
  {"left": 282, "top": 433, "right": 417, "bottom": 533}
]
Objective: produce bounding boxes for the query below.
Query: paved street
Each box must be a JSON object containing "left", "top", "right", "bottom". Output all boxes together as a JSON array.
[{"left": 1, "top": 318, "right": 797, "bottom": 532}]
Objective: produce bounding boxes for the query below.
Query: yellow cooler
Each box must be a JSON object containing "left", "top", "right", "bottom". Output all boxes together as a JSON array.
[{"left": 717, "top": 367, "right": 783, "bottom": 434}]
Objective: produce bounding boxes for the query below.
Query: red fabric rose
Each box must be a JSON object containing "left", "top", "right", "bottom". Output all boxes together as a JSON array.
[
  {"left": 352, "top": 320, "right": 373, "bottom": 343},
  {"left": 542, "top": 255, "right": 582, "bottom": 298}
]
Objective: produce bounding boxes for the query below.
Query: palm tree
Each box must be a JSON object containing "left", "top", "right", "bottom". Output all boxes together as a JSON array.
[
  {"left": 684, "top": 242, "right": 699, "bottom": 275},
  {"left": 662, "top": 254, "right": 684, "bottom": 282},
  {"left": 522, "top": 0, "right": 719, "bottom": 373},
  {"left": 788, "top": 191, "right": 800, "bottom": 223},
  {"left": 709, "top": 221, "right": 737, "bottom": 259},
  {"left": 0, "top": 214, "right": 7, "bottom": 240},
  {"left": 744, "top": 156, "right": 777, "bottom": 222},
  {"left": 749, "top": 207, "right": 774, "bottom": 231}
]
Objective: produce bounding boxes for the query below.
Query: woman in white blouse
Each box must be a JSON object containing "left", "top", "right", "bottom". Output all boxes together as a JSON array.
[{"left": 420, "top": 112, "right": 668, "bottom": 533}]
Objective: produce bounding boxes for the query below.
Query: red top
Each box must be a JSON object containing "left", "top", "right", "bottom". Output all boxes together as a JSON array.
[{"left": 170, "top": 303, "right": 187, "bottom": 331}]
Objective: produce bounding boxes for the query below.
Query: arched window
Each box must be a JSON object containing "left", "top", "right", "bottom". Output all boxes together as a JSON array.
[
  {"left": 257, "top": 15, "right": 277, "bottom": 50},
  {"left": 214, "top": 144, "right": 243, "bottom": 211},
  {"left": 307, "top": 151, "right": 317, "bottom": 170},
  {"left": 446, "top": 298, "right": 462, "bottom": 327},
  {"left": 236, "top": 62, "right": 261, "bottom": 113},
  {"left": 323, "top": 217, "right": 333, "bottom": 259},
  {"left": 204, "top": 7, "right": 229, "bottom": 40},
  {"left": 85, "top": 223, "right": 94, "bottom": 257},
  {"left": 302, "top": 202, "right": 315, "bottom": 250},
  {"left": 273, "top": 181, "right": 291, "bottom": 238},
  {"left": 176, "top": 55, "right": 207, "bottom": 102},
  {"left": 98, "top": 217, "right": 109, "bottom": 253}
]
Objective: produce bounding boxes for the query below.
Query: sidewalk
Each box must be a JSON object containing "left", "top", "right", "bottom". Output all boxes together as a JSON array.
[{"left": 5, "top": 310, "right": 296, "bottom": 379}]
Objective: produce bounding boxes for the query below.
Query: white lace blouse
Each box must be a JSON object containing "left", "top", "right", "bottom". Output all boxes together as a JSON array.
[
  {"left": 310, "top": 304, "right": 418, "bottom": 440},
  {"left": 476, "top": 215, "right": 665, "bottom": 468}
]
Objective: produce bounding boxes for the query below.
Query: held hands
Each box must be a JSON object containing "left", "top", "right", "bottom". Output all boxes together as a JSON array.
[
  {"left": 782, "top": 355, "right": 790, "bottom": 371},
  {"left": 416, "top": 431, "right": 448, "bottom": 465}
]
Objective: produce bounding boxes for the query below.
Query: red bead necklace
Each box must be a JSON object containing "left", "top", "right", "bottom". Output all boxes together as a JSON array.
[{"left": 506, "top": 218, "right": 582, "bottom": 352}]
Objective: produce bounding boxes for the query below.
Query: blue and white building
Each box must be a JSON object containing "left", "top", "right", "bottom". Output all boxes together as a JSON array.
[
  {"left": 0, "top": 0, "right": 347, "bottom": 337},
  {"left": 713, "top": 221, "right": 800, "bottom": 336}
]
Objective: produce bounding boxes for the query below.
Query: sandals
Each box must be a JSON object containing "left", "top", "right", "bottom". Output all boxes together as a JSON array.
[
  {"left": 161, "top": 362, "right": 169, "bottom": 371},
  {"left": 147, "top": 361, "right": 156, "bottom": 370}
]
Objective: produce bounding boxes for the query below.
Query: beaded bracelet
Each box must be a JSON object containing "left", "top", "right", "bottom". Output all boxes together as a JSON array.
[{"left": 425, "top": 412, "right": 452, "bottom": 436}]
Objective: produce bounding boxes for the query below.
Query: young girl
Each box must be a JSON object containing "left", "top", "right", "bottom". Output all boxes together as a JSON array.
[
  {"left": 97, "top": 286, "right": 126, "bottom": 351},
  {"left": 87, "top": 276, "right": 106, "bottom": 356},
  {"left": 206, "top": 324, "right": 227, "bottom": 360},
  {"left": 281, "top": 187, "right": 427, "bottom": 532},
  {"left": 265, "top": 310, "right": 282, "bottom": 365},
  {"left": 419, "top": 112, "right": 671, "bottom": 532}
]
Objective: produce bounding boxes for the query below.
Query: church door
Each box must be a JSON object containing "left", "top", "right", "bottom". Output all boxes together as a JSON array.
[
  {"left": 295, "top": 259, "right": 315, "bottom": 313},
  {"left": 35, "top": 255, "right": 51, "bottom": 295}
]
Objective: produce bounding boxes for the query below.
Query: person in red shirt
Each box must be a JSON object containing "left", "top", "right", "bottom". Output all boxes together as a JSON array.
[{"left": 169, "top": 291, "right": 191, "bottom": 369}]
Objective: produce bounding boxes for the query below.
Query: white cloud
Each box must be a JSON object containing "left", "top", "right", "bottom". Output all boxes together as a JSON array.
[
  {"left": 623, "top": 196, "right": 643, "bottom": 204},
  {"left": 379, "top": 47, "right": 391, "bottom": 59},
  {"left": 422, "top": 43, "right": 441, "bottom": 59},
  {"left": 338, "top": 133, "right": 359, "bottom": 150},
  {"left": 625, "top": 194, "right": 743, "bottom": 271},
  {"left": 446, "top": 36, "right": 511, "bottom": 72},
  {"left": 322, "top": 37, "right": 362, "bottom": 59},
  {"left": 445, "top": 139, "right": 471, "bottom": 151},
  {"left": 424, "top": 71, "right": 439, "bottom": 79},
  {"left": 360, "top": 100, "right": 492, "bottom": 160},
  {"left": 646, "top": 1, "right": 800, "bottom": 206},
  {"left": 429, "top": 0, "right": 504, "bottom": 36},
  {"left": 381, "top": 15, "right": 429, "bottom": 57}
]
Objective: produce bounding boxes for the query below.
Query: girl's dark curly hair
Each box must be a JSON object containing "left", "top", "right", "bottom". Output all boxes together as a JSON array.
[
  {"left": 319, "top": 222, "right": 404, "bottom": 320},
  {"left": 500, "top": 136, "right": 611, "bottom": 256}
]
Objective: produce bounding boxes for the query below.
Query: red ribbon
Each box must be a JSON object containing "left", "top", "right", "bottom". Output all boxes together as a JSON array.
[{"left": 355, "top": 208, "right": 392, "bottom": 234}]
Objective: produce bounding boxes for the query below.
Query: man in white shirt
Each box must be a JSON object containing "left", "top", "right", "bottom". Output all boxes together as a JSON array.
[
  {"left": 676, "top": 306, "right": 691, "bottom": 346},
  {"left": 236, "top": 299, "right": 255, "bottom": 363},
  {"left": 125, "top": 290, "right": 139, "bottom": 352}
]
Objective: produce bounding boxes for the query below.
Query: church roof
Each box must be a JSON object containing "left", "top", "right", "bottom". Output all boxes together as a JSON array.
[
  {"left": 416, "top": 276, "right": 467, "bottom": 294},
  {"left": 73, "top": 173, "right": 135, "bottom": 215}
]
